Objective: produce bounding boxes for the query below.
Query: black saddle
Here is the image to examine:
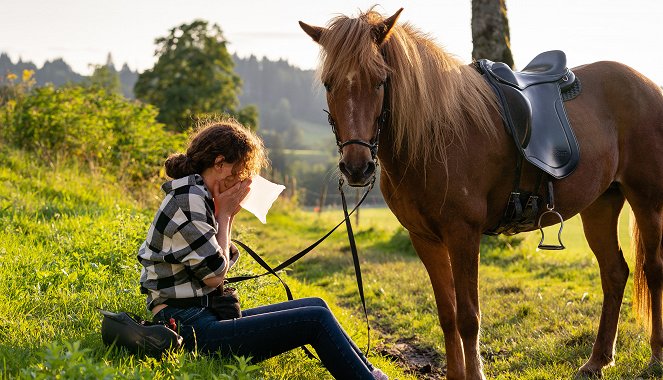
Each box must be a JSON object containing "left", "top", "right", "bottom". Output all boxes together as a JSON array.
[{"left": 478, "top": 50, "right": 580, "bottom": 179}]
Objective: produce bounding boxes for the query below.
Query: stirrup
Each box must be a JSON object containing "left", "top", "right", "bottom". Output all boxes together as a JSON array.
[{"left": 537, "top": 208, "right": 565, "bottom": 251}]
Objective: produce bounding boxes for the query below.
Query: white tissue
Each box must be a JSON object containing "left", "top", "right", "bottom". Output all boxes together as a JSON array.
[{"left": 240, "top": 175, "right": 286, "bottom": 223}]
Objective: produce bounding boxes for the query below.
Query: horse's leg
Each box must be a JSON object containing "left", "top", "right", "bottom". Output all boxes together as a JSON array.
[
  {"left": 445, "top": 222, "right": 484, "bottom": 380},
  {"left": 576, "top": 188, "right": 629, "bottom": 377},
  {"left": 410, "top": 233, "right": 465, "bottom": 380}
]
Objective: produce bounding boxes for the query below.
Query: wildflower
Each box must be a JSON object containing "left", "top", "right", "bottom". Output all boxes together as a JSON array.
[{"left": 22, "top": 69, "right": 34, "bottom": 82}]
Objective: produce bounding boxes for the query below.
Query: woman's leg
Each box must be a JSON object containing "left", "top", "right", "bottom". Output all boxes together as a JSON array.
[
  {"left": 242, "top": 298, "right": 373, "bottom": 370},
  {"left": 241, "top": 297, "right": 328, "bottom": 316},
  {"left": 161, "top": 305, "right": 374, "bottom": 380}
]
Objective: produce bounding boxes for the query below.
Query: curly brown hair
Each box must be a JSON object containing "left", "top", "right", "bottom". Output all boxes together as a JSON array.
[{"left": 164, "top": 118, "right": 268, "bottom": 180}]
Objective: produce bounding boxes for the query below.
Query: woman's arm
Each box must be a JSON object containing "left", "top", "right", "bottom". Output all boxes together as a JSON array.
[
  {"left": 203, "top": 180, "right": 251, "bottom": 288},
  {"left": 202, "top": 213, "right": 233, "bottom": 288}
]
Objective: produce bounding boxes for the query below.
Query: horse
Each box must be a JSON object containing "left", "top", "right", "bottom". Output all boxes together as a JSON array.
[{"left": 299, "top": 7, "right": 663, "bottom": 379}]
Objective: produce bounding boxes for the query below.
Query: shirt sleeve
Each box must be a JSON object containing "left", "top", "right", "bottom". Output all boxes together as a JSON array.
[{"left": 168, "top": 191, "right": 227, "bottom": 280}]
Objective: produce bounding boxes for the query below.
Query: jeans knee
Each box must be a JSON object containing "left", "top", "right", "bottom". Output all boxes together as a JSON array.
[
  {"left": 307, "top": 306, "right": 335, "bottom": 327},
  {"left": 305, "top": 297, "right": 329, "bottom": 309}
]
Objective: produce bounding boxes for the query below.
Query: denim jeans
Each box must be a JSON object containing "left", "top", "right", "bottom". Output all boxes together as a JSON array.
[{"left": 154, "top": 297, "right": 374, "bottom": 379}]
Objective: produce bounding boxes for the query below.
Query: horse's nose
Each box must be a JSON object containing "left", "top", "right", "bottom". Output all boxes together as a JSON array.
[{"left": 339, "top": 160, "right": 376, "bottom": 186}]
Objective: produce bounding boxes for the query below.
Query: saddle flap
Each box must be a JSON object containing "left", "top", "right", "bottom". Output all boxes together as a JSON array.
[
  {"left": 500, "top": 85, "right": 532, "bottom": 148},
  {"left": 523, "top": 94, "right": 579, "bottom": 177}
]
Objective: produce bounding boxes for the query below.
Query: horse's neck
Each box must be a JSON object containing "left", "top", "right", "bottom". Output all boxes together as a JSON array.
[{"left": 377, "top": 135, "right": 437, "bottom": 189}]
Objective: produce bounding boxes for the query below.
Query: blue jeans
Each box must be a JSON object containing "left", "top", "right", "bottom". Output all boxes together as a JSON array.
[{"left": 154, "top": 297, "right": 374, "bottom": 379}]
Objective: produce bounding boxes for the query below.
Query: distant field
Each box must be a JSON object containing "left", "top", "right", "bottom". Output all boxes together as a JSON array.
[
  {"left": 283, "top": 148, "right": 332, "bottom": 166},
  {"left": 293, "top": 118, "right": 335, "bottom": 148}
]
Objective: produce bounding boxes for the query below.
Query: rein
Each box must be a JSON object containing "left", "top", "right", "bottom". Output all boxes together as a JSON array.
[{"left": 226, "top": 179, "right": 376, "bottom": 357}]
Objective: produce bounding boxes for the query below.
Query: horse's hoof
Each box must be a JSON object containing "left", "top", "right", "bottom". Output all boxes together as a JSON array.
[{"left": 574, "top": 368, "right": 603, "bottom": 379}]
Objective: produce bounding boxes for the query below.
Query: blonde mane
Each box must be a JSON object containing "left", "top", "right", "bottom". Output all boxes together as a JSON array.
[{"left": 317, "top": 7, "right": 499, "bottom": 166}]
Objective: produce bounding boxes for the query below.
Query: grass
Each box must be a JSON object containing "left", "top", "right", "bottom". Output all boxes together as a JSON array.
[
  {"left": 0, "top": 147, "right": 411, "bottom": 379},
  {"left": 0, "top": 144, "right": 656, "bottom": 379}
]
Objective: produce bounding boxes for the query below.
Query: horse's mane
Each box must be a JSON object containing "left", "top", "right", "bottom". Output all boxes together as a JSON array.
[{"left": 317, "top": 7, "right": 499, "bottom": 167}]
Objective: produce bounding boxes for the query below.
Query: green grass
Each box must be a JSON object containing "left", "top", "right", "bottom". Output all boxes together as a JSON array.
[
  {"left": 0, "top": 147, "right": 411, "bottom": 379},
  {"left": 262, "top": 206, "right": 651, "bottom": 379},
  {"left": 0, "top": 144, "right": 655, "bottom": 379}
]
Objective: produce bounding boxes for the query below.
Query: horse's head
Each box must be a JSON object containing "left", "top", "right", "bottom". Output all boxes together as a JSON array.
[{"left": 299, "top": 8, "right": 403, "bottom": 187}]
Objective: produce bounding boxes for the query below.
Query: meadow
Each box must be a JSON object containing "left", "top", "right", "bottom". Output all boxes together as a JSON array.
[{"left": 0, "top": 144, "right": 655, "bottom": 379}]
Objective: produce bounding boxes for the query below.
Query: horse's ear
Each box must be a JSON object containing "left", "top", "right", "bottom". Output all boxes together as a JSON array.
[
  {"left": 373, "top": 8, "right": 404, "bottom": 45},
  {"left": 299, "top": 21, "right": 325, "bottom": 43}
]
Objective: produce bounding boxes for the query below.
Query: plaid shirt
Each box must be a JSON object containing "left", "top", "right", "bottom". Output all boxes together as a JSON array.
[{"left": 138, "top": 174, "right": 227, "bottom": 310}]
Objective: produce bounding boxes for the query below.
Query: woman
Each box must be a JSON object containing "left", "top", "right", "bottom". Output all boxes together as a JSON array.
[{"left": 137, "top": 119, "right": 387, "bottom": 380}]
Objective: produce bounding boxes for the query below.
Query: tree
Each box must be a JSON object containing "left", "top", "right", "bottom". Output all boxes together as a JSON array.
[
  {"left": 134, "top": 20, "right": 256, "bottom": 131},
  {"left": 471, "top": 0, "right": 514, "bottom": 68},
  {"left": 87, "top": 66, "right": 121, "bottom": 95}
]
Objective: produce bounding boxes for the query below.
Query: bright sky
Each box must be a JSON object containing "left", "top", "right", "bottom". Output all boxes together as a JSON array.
[{"left": 1, "top": 0, "right": 662, "bottom": 85}]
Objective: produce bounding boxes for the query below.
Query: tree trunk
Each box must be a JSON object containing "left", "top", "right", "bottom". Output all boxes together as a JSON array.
[{"left": 471, "top": 0, "right": 514, "bottom": 68}]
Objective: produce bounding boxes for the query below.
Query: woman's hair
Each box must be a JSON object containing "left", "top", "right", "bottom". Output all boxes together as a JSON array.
[{"left": 164, "top": 118, "right": 268, "bottom": 180}]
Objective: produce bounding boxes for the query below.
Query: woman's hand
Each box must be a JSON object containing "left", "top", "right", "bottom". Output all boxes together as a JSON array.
[{"left": 213, "top": 178, "right": 252, "bottom": 220}]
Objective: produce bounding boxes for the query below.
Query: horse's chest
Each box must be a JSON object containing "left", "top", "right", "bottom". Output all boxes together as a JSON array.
[{"left": 380, "top": 179, "right": 444, "bottom": 239}]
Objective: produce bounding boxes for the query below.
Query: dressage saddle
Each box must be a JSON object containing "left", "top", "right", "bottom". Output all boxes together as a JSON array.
[
  {"left": 478, "top": 50, "right": 580, "bottom": 179},
  {"left": 479, "top": 50, "right": 582, "bottom": 237}
]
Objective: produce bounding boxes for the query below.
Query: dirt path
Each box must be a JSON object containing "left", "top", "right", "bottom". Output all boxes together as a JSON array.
[{"left": 378, "top": 337, "right": 447, "bottom": 379}]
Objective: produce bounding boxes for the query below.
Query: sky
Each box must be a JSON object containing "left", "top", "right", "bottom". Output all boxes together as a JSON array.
[{"left": 1, "top": 0, "right": 662, "bottom": 85}]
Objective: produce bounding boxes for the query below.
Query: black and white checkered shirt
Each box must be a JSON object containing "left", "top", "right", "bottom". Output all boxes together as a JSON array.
[{"left": 138, "top": 174, "right": 227, "bottom": 311}]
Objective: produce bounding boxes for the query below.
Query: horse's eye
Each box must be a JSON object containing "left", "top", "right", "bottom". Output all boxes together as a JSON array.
[
  {"left": 324, "top": 82, "right": 332, "bottom": 92},
  {"left": 375, "top": 80, "right": 386, "bottom": 90}
]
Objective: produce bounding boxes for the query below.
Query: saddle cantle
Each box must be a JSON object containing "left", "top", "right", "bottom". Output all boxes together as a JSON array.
[{"left": 478, "top": 50, "right": 580, "bottom": 179}]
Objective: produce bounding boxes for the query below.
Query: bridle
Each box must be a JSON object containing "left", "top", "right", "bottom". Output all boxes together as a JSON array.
[
  {"left": 323, "top": 96, "right": 388, "bottom": 162},
  {"left": 323, "top": 71, "right": 390, "bottom": 165}
]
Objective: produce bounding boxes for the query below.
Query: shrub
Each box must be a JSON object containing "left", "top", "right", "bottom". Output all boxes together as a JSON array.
[{"left": 1, "top": 80, "right": 184, "bottom": 182}]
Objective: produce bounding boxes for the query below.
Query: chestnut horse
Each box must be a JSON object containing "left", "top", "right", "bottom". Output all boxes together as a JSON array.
[{"left": 300, "top": 7, "right": 663, "bottom": 380}]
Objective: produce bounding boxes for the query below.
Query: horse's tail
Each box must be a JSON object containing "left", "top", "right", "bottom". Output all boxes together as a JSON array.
[{"left": 633, "top": 211, "right": 651, "bottom": 328}]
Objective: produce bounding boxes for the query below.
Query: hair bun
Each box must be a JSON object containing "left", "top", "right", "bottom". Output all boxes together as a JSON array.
[{"left": 164, "top": 153, "right": 193, "bottom": 179}]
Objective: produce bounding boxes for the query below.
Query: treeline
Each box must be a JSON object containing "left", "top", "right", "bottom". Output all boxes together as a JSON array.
[
  {"left": 0, "top": 52, "right": 326, "bottom": 148},
  {"left": 0, "top": 53, "right": 137, "bottom": 99}
]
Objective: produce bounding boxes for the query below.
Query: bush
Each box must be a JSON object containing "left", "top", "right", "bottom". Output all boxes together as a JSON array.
[{"left": 1, "top": 81, "right": 184, "bottom": 182}]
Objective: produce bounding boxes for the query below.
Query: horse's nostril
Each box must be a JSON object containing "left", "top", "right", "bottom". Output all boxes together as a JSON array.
[
  {"left": 364, "top": 161, "right": 376, "bottom": 177},
  {"left": 339, "top": 161, "right": 349, "bottom": 177},
  {"left": 339, "top": 160, "right": 375, "bottom": 182}
]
